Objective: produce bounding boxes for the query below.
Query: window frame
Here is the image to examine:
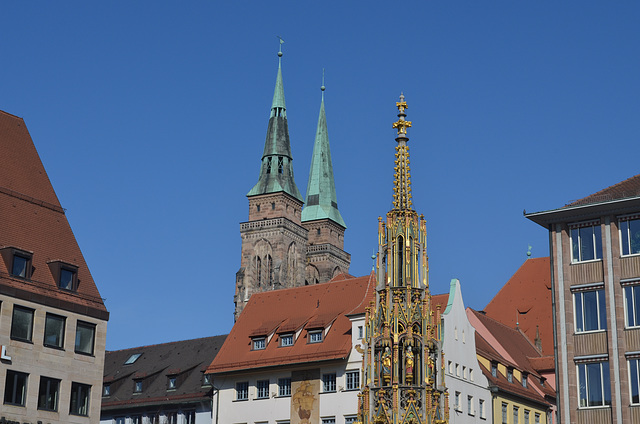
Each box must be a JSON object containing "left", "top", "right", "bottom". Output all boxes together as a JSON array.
[
  {"left": 59, "top": 266, "right": 77, "bottom": 291},
  {"left": 75, "top": 320, "right": 96, "bottom": 356},
  {"left": 322, "top": 373, "right": 336, "bottom": 393},
  {"left": 38, "top": 376, "right": 60, "bottom": 411},
  {"left": 479, "top": 399, "right": 486, "bottom": 419},
  {"left": 577, "top": 360, "right": 611, "bottom": 408},
  {"left": 346, "top": 370, "right": 359, "bottom": 391},
  {"left": 236, "top": 381, "right": 249, "bottom": 401},
  {"left": 468, "top": 395, "right": 474, "bottom": 416},
  {"left": 624, "top": 281, "right": 640, "bottom": 328},
  {"left": 11, "top": 252, "right": 32, "bottom": 279},
  {"left": 280, "top": 334, "right": 294, "bottom": 347},
  {"left": 628, "top": 357, "right": 640, "bottom": 405},
  {"left": 167, "top": 376, "right": 177, "bottom": 390},
  {"left": 253, "top": 337, "right": 266, "bottom": 350},
  {"left": 256, "top": 379, "right": 269, "bottom": 399},
  {"left": 44, "top": 312, "right": 66, "bottom": 349},
  {"left": 10, "top": 304, "right": 35, "bottom": 342},
  {"left": 620, "top": 216, "right": 640, "bottom": 257},
  {"left": 278, "top": 378, "right": 291, "bottom": 397},
  {"left": 454, "top": 391, "right": 461, "bottom": 411},
  {"left": 4, "top": 370, "right": 28, "bottom": 406},
  {"left": 309, "top": 330, "right": 323, "bottom": 343},
  {"left": 69, "top": 382, "right": 91, "bottom": 416},
  {"left": 133, "top": 380, "right": 143, "bottom": 393},
  {"left": 570, "top": 221, "right": 603, "bottom": 263},
  {"left": 573, "top": 287, "right": 607, "bottom": 333}
]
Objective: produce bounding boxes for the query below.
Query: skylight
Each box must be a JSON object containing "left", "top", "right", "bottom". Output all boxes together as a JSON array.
[{"left": 124, "top": 353, "right": 142, "bottom": 365}]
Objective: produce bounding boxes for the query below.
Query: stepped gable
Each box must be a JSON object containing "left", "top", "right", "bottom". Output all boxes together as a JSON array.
[
  {"left": 0, "top": 110, "right": 107, "bottom": 319},
  {"left": 208, "top": 273, "right": 375, "bottom": 374},
  {"left": 102, "top": 335, "right": 227, "bottom": 409},
  {"left": 484, "top": 257, "right": 553, "bottom": 356}
]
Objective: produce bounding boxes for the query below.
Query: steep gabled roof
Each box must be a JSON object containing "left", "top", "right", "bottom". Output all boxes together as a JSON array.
[
  {"left": 484, "top": 257, "right": 553, "bottom": 356},
  {"left": 207, "top": 273, "right": 375, "bottom": 374},
  {"left": 0, "top": 110, "right": 107, "bottom": 319},
  {"left": 567, "top": 173, "right": 640, "bottom": 207},
  {"left": 102, "top": 335, "right": 227, "bottom": 410}
]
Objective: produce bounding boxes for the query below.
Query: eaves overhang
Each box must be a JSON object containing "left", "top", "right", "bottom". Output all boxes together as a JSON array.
[
  {"left": 207, "top": 351, "right": 349, "bottom": 376},
  {"left": 525, "top": 196, "right": 640, "bottom": 227}
]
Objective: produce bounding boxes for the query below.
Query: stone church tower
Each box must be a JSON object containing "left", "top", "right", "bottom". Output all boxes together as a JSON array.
[
  {"left": 234, "top": 47, "right": 350, "bottom": 320},
  {"left": 358, "top": 95, "right": 448, "bottom": 424}
]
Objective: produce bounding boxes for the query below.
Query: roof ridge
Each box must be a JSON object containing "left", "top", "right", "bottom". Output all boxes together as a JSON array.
[
  {"left": 106, "top": 334, "right": 228, "bottom": 353},
  {"left": 0, "top": 109, "right": 24, "bottom": 120},
  {"left": 568, "top": 173, "right": 640, "bottom": 206},
  {"left": 346, "top": 271, "right": 375, "bottom": 315}
]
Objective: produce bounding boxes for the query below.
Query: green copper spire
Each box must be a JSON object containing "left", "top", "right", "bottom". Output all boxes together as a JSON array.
[
  {"left": 301, "top": 76, "right": 346, "bottom": 228},
  {"left": 247, "top": 40, "right": 303, "bottom": 201}
]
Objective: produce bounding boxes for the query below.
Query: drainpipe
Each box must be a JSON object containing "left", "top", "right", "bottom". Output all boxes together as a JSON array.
[
  {"left": 213, "top": 384, "right": 220, "bottom": 424},
  {"left": 548, "top": 225, "right": 560, "bottom": 424}
]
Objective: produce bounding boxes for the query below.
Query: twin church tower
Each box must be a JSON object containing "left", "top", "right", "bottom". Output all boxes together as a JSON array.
[{"left": 234, "top": 46, "right": 351, "bottom": 319}]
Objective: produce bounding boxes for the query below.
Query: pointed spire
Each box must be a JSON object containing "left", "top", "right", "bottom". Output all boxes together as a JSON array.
[
  {"left": 301, "top": 74, "right": 346, "bottom": 227},
  {"left": 247, "top": 40, "right": 303, "bottom": 201},
  {"left": 392, "top": 93, "right": 414, "bottom": 211}
]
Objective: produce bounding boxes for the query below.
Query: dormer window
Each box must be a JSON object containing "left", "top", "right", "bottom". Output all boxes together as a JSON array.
[
  {"left": 309, "top": 330, "right": 323, "bottom": 343},
  {"left": 507, "top": 368, "right": 513, "bottom": 383},
  {"left": 0, "top": 247, "right": 33, "bottom": 279},
  {"left": 281, "top": 334, "right": 294, "bottom": 347},
  {"left": 134, "top": 380, "right": 143, "bottom": 393},
  {"left": 203, "top": 374, "right": 212, "bottom": 386},
  {"left": 103, "top": 384, "right": 111, "bottom": 396},
  {"left": 522, "top": 373, "right": 528, "bottom": 388},
  {"left": 491, "top": 362, "right": 497, "bottom": 378},
  {"left": 168, "top": 376, "right": 177, "bottom": 390},
  {"left": 253, "top": 337, "right": 266, "bottom": 350},
  {"left": 47, "top": 260, "right": 78, "bottom": 292},
  {"left": 59, "top": 267, "right": 76, "bottom": 290}
]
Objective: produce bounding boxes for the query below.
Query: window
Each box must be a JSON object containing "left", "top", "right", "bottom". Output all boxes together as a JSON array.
[
  {"left": 278, "top": 378, "right": 291, "bottom": 396},
  {"left": 345, "top": 417, "right": 357, "bottom": 424},
  {"left": 322, "top": 373, "right": 336, "bottom": 392},
  {"left": 38, "top": 376, "right": 60, "bottom": 411},
  {"left": 278, "top": 156, "right": 284, "bottom": 174},
  {"left": 257, "top": 380, "right": 269, "bottom": 398},
  {"left": 454, "top": 391, "right": 461, "bottom": 411},
  {"left": 266, "top": 157, "right": 272, "bottom": 174},
  {"left": 574, "top": 288, "right": 607, "bottom": 332},
  {"left": 184, "top": 411, "right": 195, "bottom": 424},
  {"left": 535, "top": 413, "right": 541, "bottom": 424},
  {"left": 10, "top": 305, "right": 34, "bottom": 342},
  {"left": 571, "top": 222, "right": 602, "bottom": 262},
  {"left": 236, "top": 381, "right": 248, "bottom": 400},
  {"left": 309, "top": 330, "right": 323, "bottom": 343},
  {"left": 501, "top": 402, "right": 508, "bottom": 424},
  {"left": 59, "top": 267, "right": 76, "bottom": 291},
  {"left": 577, "top": 361, "right": 611, "bottom": 407},
  {"left": 463, "top": 366, "right": 467, "bottom": 379},
  {"left": 346, "top": 370, "right": 359, "bottom": 390},
  {"left": 44, "top": 313, "right": 66, "bottom": 348},
  {"left": 11, "top": 253, "right": 31, "bottom": 278},
  {"left": 448, "top": 361, "right": 453, "bottom": 374},
  {"left": 624, "top": 283, "right": 640, "bottom": 328},
  {"left": 470, "top": 369, "right": 474, "bottom": 381},
  {"left": 479, "top": 399, "right": 485, "bottom": 419},
  {"left": 456, "top": 363, "right": 460, "bottom": 377},
  {"left": 69, "top": 382, "right": 90, "bottom": 416},
  {"left": 358, "top": 325, "right": 363, "bottom": 339},
  {"left": 620, "top": 216, "right": 640, "bottom": 256},
  {"left": 491, "top": 363, "right": 497, "bottom": 377},
  {"left": 524, "top": 409, "right": 530, "bottom": 424},
  {"left": 103, "top": 384, "right": 110, "bottom": 396},
  {"left": 468, "top": 395, "right": 474, "bottom": 415},
  {"left": 168, "top": 376, "right": 177, "bottom": 390},
  {"left": 629, "top": 358, "right": 640, "bottom": 404},
  {"left": 522, "top": 373, "right": 528, "bottom": 388},
  {"left": 321, "top": 418, "right": 335, "bottom": 424},
  {"left": 507, "top": 368, "right": 513, "bottom": 383},
  {"left": 75, "top": 321, "right": 96, "bottom": 355},
  {"left": 124, "top": 353, "right": 142, "bottom": 364},
  {"left": 203, "top": 374, "right": 212, "bottom": 386},
  {"left": 4, "top": 370, "right": 28, "bottom": 406},
  {"left": 253, "top": 337, "right": 266, "bottom": 350},
  {"left": 281, "top": 334, "right": 294, "bottom": 347},
  {"left": 514, "top": 406, "right": 519, "bottom": 424},
  {"left": 134, "top": 380, "right": 143, "bottom": 393}
]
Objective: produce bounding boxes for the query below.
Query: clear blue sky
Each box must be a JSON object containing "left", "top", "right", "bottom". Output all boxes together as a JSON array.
[{"left": 1, "top": 2, "right": 639, "bottom": 350}]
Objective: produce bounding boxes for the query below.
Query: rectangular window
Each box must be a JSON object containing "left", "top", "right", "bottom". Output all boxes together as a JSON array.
[
  {"left": 321, "top": 419, "right": 335, "bottom": 424},
  {"left": 629, "top": 358, "right": 640, "bottom": 404},
  {"left": 134, "top": 380, "right": 143, "bottom": 393},
  {"left": 624, "top": 283, "right": 640, "bottom": 328},
  {"left": 38, "top": 376, "right": 60, "bottom": 411},
  {"left": 456, "top": 363, "right": 460, "bottom": 377},
  {"left": 257, "top": 380, "right": 269, "bottom": 399},
  {"left": 11, "top": 305, "right": 34, "bottom": 342},
  {"left": 577, "top": 361, "right": 611, "bottom": 408},
  {"left": 278, "top": 378, "right": 291, "bottom": 396},
  {"left": 620, "top": 217, "right": 640, "bottom": 256},
  {"left": 470, "top": 369, "right": 474, "bottom": 381},
  {"left": 346, "top": 370, "right": 359, "bottom": 390},
  {"left": 44, "top": 313, "right": 66, "bottom": 348},
  {"left": 501, "top": 402, "right": 508, "bottom": 424},
  {"left": 468, "top": 395, "right": 474, "bottom": 415},
  {"left": 571, "top": 222, "right": 602, "bottom": 262},
  {"left": 491, "top": 363, "right": 497, "bottom": 377},
  {"left": 345, "top": 417, "right": 357, "bottom": 424},
  {"left": 322, "top": 373, "right": 336, "bottom": 392},
  {"left": 75, "top": 321, "right": 96, "bottom": 355},
  {"left": 479, "top": 399, "right": 485, "bottom": 419},
  {"left": 280, "top": 334, "right": 294, "bottom": 347},
  {"left": 535, "top": 413, "right": 541, "bottom": 424},
  {"left": 103, "top": 384, "right": 110, "bottom": 396},
  {"left": 358, "top": 326, "right": 363, "bottom": 339},
  {"left": 507, "top": 368, "right": 513, "bottom": 383},
  {"left": 309, "top": 330, "right": 323, "bottom": 343},
  {"left": 11, "top": 253, "right": 30, "bottom": 278},
  {"left": 59, "top": 267, "right": 77, "bottom": 291},
  {"left": 524, "top": 409, "right": 530, "bottom": 424},
  {"left": 69, "top": 382, "right": 90, "bottom": 416},
  {"left": 454, "top": 391, "right": 461, "bottom": 411},
  {"left": 253, "top": 337, "right": 266, "bottom": 350},
  {"left": 236, "top": 381, "right": 248, "bottom": 400},
  {"left": 184, "top": 411, "right": 195, "bottom": 424},
  {"left": 574, "top": 289, "right": 607, "bottom": 332},
  {"left": 514, "top": 406, "right": 519, "bottom": 424},
  {"left": 523, "top": 373, "right": 528, "bottom": 388},
  {"left": 4, "top": 370, "right": 28, "bottom": 406},
  {"left": 168, "top": 376, "right": 177, "bottom": 390}
]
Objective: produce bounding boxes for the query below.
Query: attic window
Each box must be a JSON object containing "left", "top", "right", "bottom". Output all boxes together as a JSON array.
[
  {"left": 253, "top": 337, "right": 266, "bottom": 350},
  {"left": 309, "top": 330, "right": 323, "bottom": 344},
  {"left": 134, "top": 380, "right": 143, "bottom": 393},
  {"left": 522, "top": 373, "right": 528, "bottom": 388},
  {"left": 124, "top": 353, "right": 142, "bottom": 365},
  {"left": 203, "top": 374, "right": 212, "bottom": 386},
  {"left": 103, "top": 384, "right": 111, "bottom": 396},
  {"left": 12, "top": 253, "right": 31, "bottom": 279},
  {"left": 168, "top": 376, "right": 177, "bottom": 390},
  {"left": 59, "top": 267, "right": 76, "bottom": 291},
  {"left": 491, "top": 363, "right": 497, "bottom": 378},
  {"left": 507, "top": 368, "right": 513, "bottom": 383},
  {"left": 281, "top": 334, "right": 294, "bottom": 347}
]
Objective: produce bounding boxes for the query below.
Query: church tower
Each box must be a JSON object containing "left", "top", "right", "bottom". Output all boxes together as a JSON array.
[
  {"left": 235, "top": 44, "right": 308, "bottom": 320},
  {"left": 358, "top": 95, "right": 449, "bottom": 424},
  {"left": 301, "top": 78, "right": 351, "bottom": 285}
]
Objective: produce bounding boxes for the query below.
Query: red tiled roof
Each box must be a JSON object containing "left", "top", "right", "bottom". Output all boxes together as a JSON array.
[
  {"left": 528, "top": 356, "right": 555, "bottom": 373},
  {"left": 207, "top": 273, "right": 376, "bottom": 374},
  {"left": 0, "top": 110, "right": 107, "bottom": 319},
  {"left": 484, "top": 258, "right": 553, "bottom": 356},
  {"left": 567, "top": 174, "right": 640, "bottom": 207}
]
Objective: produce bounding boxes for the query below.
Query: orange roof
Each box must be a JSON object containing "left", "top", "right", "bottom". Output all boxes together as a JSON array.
[
  {"left": 0, "top": 110, "right": 107, "bottom": 319},
  {"left": 567, "top": 173, "right": 640, "bottom": 207},
  {"left": 484, "top": 257, "right": 553, "bottom": 356},
  {"left": 206, "top": 273, "right": 375, "bottom": 374}
]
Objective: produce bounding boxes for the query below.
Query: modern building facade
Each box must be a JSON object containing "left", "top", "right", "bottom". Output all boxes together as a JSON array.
[
  {"left": 235, "top": 47, "right": 350, "bottom": 320},
  {"left": 358, "top": 96, "right": 449, "bottom": 424},
  {"left": 207, "top": 273, "right": 375, "bottom": 424},
  {"left": 100, "top": 335, "right": 226, "bottom": 424},
  {"left": 0, "top": 110, "right": 109, "bottom": 423},
  {"left": 526, "top": 174, "right": 640, "bottom": 424}
]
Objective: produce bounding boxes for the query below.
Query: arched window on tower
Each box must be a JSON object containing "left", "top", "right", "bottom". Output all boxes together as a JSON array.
[
  {"left": 256, "top": 256, "right": 262, "bottom": 287},
  {"left": 266, "top": 157, "right": 272, "bottom": 174},
  {"left": 287, "top": 243, "right": 297, "bottom": 286},
  {"left": 278, "top": 157, "right": 284, "bottom": 174},
  {"left": 397, "top": 235, "right": 404, "bottom": 286},
  {"left": 267, "top": 255, "right": 273, "bottom": 286}
]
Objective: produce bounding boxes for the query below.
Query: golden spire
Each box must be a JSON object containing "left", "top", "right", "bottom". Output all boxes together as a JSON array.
[{"left": 392, "top": 93, "right": 413, "bottom": 211}]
